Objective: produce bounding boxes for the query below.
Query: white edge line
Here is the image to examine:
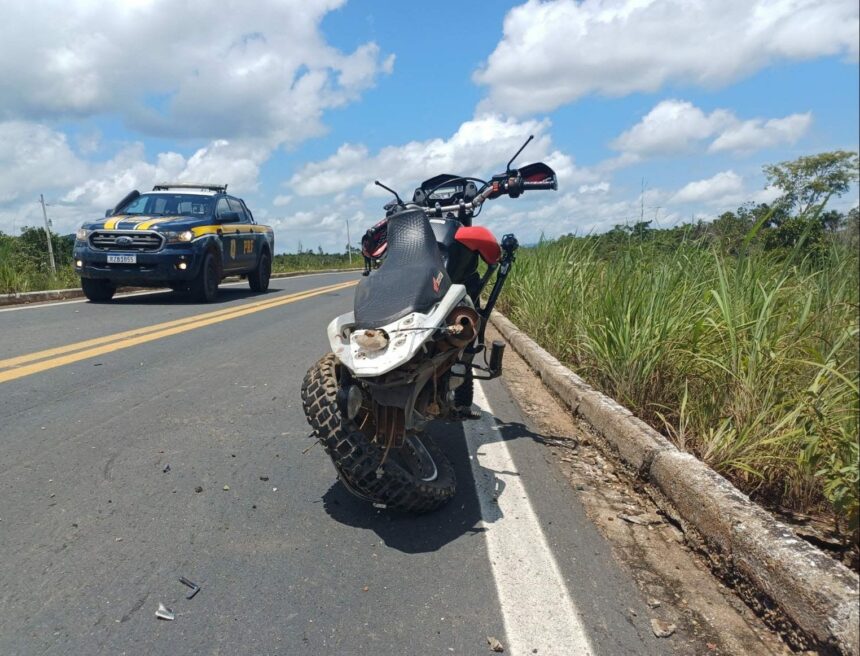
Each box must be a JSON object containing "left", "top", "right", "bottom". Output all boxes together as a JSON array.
[{"left": 466, "top": 380, "right": 595, "bottom": 656}]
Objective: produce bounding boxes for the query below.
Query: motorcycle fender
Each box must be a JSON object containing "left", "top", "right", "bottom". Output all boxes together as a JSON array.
[{"left": 328, "top": 284, "right": 468, "bottom": 377}]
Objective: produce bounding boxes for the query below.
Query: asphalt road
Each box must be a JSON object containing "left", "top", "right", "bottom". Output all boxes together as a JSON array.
[{"left": 0, "top": 272, "right": 668, "bottom": 656}]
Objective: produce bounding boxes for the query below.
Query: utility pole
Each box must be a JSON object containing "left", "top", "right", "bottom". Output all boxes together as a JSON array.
[
  {"left": 346, "top": 219, "right": 352, "bottom": 265},
  {"left": 39, "top": 194, "right": 57, "bottom": 275}
]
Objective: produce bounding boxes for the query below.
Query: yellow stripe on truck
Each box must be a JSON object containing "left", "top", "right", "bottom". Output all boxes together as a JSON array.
[
  {"left": 134, "top": 217, "right": 175, "bottom": 230},
  {"left": 189, "top": 224, "right": 273, "bottom": 238}
]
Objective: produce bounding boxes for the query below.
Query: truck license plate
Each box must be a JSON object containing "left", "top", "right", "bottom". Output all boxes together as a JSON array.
[{"left": 107, "top": 254, "right": 136, "bottom": 264}]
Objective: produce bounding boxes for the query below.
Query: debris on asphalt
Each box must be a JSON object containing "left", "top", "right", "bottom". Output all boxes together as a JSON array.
[
  {"left": 115, "top": 537, "right": 123, "bottom": 542},
  {"left": 647, "top": 597, "right": 661, "bottom": 608},
  {"left": 223, "top": 485, "right": 230, "bottom": 491},
  {"left": 259, "top": 476, "right": 269, "bottom": 481},
  {"left": 362, "top": 586, "right": 369, "bottom": 592},
  {"left": 650, "top": 619, "right": 676, "bottom": 638},
  {"left": 272, "top": 487, "right": 278, "bottom": 492},
  {"left": 163, "top": 464, "right": 171, "bottom": 473},
  {"left": 179, "top": 576, "right": 200, "bottom": 599},
  {"left": 194, "top": 486, "right": 203, "bottom": 493},
  {"left": 302, "top": 441, "right": 319, "bottom": 455},
  {"left": 155, "top": 603, "right": 175, "bottom": 621},
  {"left": 486, "top": 636, "right": 505, "bottom": 652}
]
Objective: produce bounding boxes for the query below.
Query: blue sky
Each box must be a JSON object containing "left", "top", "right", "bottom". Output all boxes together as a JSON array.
[{"left": 0, "top": 0, "right": 857, "bottom": 251}]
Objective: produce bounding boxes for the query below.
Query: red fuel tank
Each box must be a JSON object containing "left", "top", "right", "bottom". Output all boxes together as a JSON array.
[{"left": 454, "top": 226, "right": 501, "bottom": 264}]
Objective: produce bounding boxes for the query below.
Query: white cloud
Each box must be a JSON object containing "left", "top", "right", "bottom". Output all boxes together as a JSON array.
[
  {"left": 63, "top": 140, "right": 267, "bottom": 212},
  {"left": 289, "top": 115, "right": 594, "bottom": 198},
  {"left": 474, "top": 0, "right": 859, "bottom": 115},
  {"left": 0, "top": 1, "right": 392, "bottom": 148},
  {"left": 0, "top": 121, "right": 86, "bottom": 204},
  {"left": 671, "top": 171, "right": 744, "bottom": 204},
  {"left": 273, "top": 195, "right": 293, "bottom": 207},
  {"left": 578, "top": 182, "right": 610, "bottom": 194},
  {"left": 708, "top": 112, "right": 813, "bottom": 153},
  {"left": 611, "top": 100, "right": 814, "bottom": 158},
  {"left": 611, "top": 100, "right": 735, "bottom": 157}
]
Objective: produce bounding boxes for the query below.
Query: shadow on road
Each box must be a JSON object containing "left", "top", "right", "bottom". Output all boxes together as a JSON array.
[{"left": 320, "top": 413, "right": 570, "bottom": 554}]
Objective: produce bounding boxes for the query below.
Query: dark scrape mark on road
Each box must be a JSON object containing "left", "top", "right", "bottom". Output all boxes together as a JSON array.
[{"left": 120, "top": 595, "right": 148, "bottom": 623}]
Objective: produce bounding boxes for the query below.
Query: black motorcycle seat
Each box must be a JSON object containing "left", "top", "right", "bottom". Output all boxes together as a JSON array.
[{"left": 354, "top": 209, "right": 452, "bottom": 329}]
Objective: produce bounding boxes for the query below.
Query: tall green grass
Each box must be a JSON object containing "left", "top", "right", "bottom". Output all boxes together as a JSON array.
[
  {"left": 499, "top": 236, "right": 859, "bottom": 534},
  {"left": 0, "top": 240, "right": 78, "bottom": 294}
]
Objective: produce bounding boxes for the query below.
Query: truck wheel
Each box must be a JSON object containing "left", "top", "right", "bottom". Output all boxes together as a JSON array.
[
  {"left": 190, "top": 251, "right": 220, "bottom": 302},
  {"left": 301, "top": 353, "right": 456, "bottom": 513},
  {"left": 81, "top": 278, "right": 116, "bottom": 302},
  {"left": 248, "top": 250, "right": 271, "bottom": 292}
]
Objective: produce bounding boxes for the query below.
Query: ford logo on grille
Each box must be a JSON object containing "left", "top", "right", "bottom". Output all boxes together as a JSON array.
[{"left": 115, "top": 236, "right": 133, "bottom": 246}]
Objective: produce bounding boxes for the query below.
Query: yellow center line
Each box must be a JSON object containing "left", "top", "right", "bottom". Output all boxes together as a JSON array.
[
  {"left": 0, "top": 280, "right": 354, "bottom": 371},
  {"left": 0, "top": 280, "right": 357, "bottom": 384}
]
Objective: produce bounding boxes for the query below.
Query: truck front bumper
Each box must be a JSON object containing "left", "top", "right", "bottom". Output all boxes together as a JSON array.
[{"left": 73, "top": 244, "right": 204, "bottom": 286}]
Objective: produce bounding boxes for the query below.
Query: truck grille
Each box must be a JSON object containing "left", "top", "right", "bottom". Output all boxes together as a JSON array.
[{"left": 89, "top": 230, "right": 164, "bottom": 252}]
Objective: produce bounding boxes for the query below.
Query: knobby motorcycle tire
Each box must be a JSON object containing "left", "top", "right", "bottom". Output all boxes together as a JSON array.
[{"left": 300, "top": 353, "right": 456, "bottom": 513}]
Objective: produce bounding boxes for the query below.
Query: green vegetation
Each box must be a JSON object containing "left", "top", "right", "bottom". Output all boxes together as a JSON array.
[
  {"left": 0, "top": 228, "right": 77, "bottom": 293},
  {"left": 499, "top": 151, "right": 860, "bottom": 538},
  {"left": 272, "top": 249, "right": 356, "bottom": 274}
]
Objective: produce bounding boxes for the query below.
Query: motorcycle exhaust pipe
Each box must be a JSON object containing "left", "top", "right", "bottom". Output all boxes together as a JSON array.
[{"left": 442, "top": 307, "right": 480, "bottom": 348}]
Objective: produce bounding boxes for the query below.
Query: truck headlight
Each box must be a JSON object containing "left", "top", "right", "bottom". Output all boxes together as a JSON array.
[
  {"left": 162, "top": 230, "right": 195, "bottom": 243},
  {"left": 76, "top": 228, "right": 90, "bottom": 241}
]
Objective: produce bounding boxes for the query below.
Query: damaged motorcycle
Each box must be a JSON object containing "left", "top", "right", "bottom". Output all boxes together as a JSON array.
[{"left": 301, "top": 137, "right": 557, "bottom": 512}]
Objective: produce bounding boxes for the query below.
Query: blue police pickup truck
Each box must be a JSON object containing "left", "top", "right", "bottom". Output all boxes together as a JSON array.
[{"left": 73, "top": 183, "right": 274, "bottom": 302}]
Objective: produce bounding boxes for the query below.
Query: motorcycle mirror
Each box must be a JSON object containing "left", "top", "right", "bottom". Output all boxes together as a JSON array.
[
  {"left": 506, "top": 135, "right": 534, "bottom": 173},
  {"left": 374, "top": 180, "right": 403, "bottom": 206}
]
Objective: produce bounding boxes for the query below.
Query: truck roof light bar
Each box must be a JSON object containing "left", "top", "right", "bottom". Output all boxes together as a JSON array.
[{"left": 152, "top": 182, "right": 228, "bottom": 193}]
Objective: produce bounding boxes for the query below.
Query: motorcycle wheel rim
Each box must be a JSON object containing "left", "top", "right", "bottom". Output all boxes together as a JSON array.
[{"left": 402, "top": 434, "right": 438, "bottom": 482}]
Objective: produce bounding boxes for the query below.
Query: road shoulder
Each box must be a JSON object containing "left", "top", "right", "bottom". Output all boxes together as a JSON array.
[{"left": 485, "top": 323, "right": 792, "bottom": 656}]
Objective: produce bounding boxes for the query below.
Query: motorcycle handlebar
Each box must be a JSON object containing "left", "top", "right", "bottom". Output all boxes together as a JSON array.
[{"left": 419, "top": 172, "right": 556, "bottom": 215}]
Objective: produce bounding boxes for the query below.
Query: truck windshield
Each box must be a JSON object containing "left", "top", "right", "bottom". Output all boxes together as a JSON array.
[{"left": 118, "top": 193, "right": 215, "bottom": 217}]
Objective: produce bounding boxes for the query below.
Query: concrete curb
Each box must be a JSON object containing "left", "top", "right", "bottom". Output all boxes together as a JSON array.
[
  {"left": 0, "top": 268, "right": 360, "bottom": 307},
  {"left": 491, "top": 310, "right": 860, "bottom": 656}
]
